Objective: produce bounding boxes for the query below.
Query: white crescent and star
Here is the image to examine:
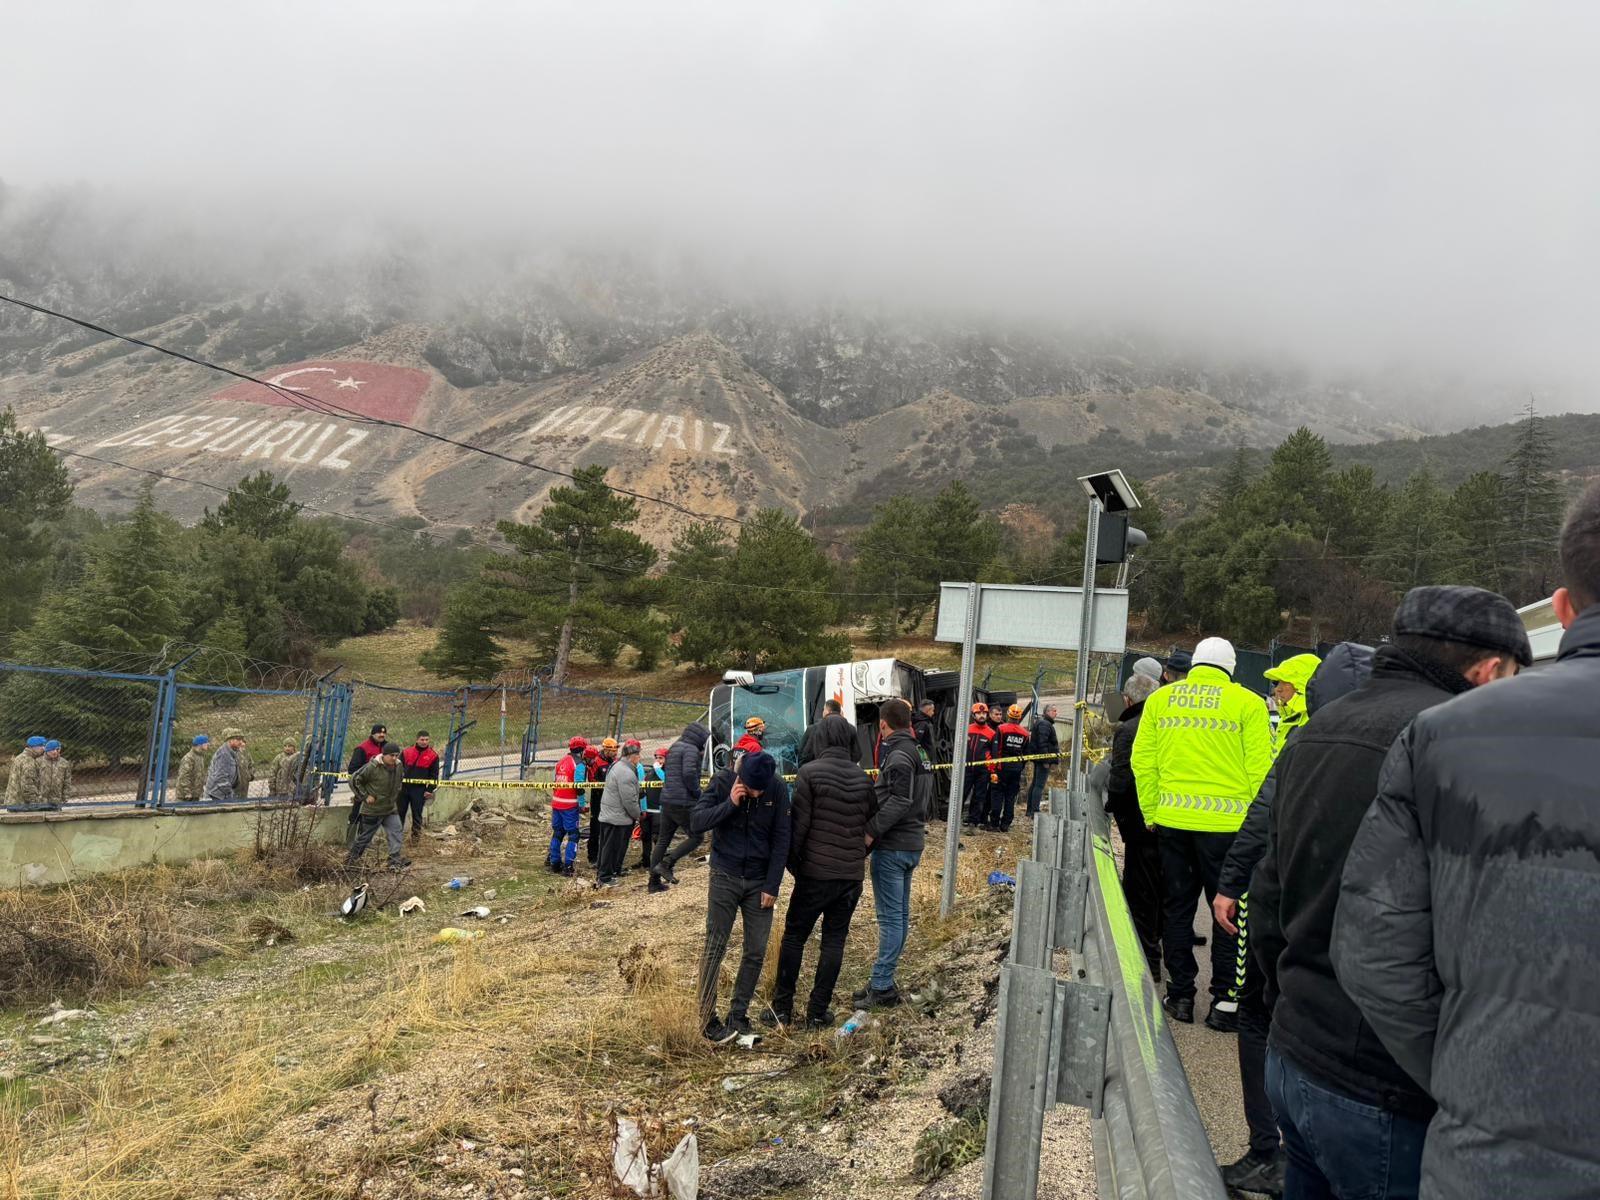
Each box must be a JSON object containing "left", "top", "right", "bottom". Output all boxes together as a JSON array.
[{"left": 263, "top": 367, "right": 365, "bottom": 392}]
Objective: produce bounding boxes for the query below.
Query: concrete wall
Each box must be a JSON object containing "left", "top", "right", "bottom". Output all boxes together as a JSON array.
[{"left": 0, "top": 788, "right": 486, "bottom": 888}]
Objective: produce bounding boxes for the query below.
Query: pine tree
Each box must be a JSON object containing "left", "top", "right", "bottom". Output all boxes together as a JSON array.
[
  {"left": 1500, "top": 401, "right": 1565, "bottom": 602},
  {"left": 420, "top": 583, "right": 512, "bottom": 682},
  {"left": 200, "top": 470, "right": 300, "bottom": 539},
  {"left": 853, "top": 495, "right": 936, "bottom": 634},
  {"left": 1381, "top": 468, "right": 1463, "bottom": 592},
  {"left": 665, "top": 510, "right": 849, "bottom": 672},
  {"left": 1209, "top": 444, "right": 1255, "bottom": 510},
  {"left": 1449, "top": 471, "right": 1509, "bottom": 593},
  {"left": 0, "top": 406, "right": 74, "bottom": 639},
  {"left": 427, "top": 465, "right": 661, "bottom": 683},
  {"left": 3, "top": 483, "right": 185, "bottom": 764}
]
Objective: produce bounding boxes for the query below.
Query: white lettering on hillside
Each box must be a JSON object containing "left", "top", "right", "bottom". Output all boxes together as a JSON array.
[
  {"left": 92, "top": 410, "right": 373, "bottom": 471},
  {"left": 524, "top": 404, "right": 738, "bottom": 456}
]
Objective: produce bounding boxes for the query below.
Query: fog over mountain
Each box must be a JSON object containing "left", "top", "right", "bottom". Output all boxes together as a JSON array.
[{"left": 1, "top": 2, "right": 1597, "bottom": 537}]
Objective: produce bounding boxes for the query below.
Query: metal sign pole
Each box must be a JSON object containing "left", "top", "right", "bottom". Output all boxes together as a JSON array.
[
  {"left": 1066, "top": 499, "right": 1102, "bottom": 791},
  {"left": 940, "top": 581, "right": 981, "bottom": 920}
]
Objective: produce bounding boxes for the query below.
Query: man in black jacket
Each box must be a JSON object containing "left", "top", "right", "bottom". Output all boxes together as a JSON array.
[
  {"left": 1211, "top": 643, "right": 1374, "bottom": 1198},
  {"left": 1333, "top": 485, "right": 1600, "bottom": 1200},
  {"left": 856, "top": 699, "right": 931, "bottom": 1009},
  {"left": 649, "top": 722, "right": 708, "bottom": 893},
  {"left": 1106, "top": 675, "right": 1162, "bottom": 978},
  {"left": 691, "top": 750, "right": 791, "bottom": 1042},
  {"left": 800, "top": 699, "right": 844, "bottom": 766},
  {"left": 1026, "top": 703, "right": 1059, "bottom": 816},
  {"left": 1252, "top": 586, "right": 1529, "bottom": 1200},
  {"left": 766, "top": 715, "right": 876, "bottom": 1030},
  {"left": 912, "top": 699, "right": 937, "bottom": 758}
]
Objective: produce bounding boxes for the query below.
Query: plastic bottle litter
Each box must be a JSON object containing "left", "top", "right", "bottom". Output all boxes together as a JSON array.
[
  {"left": 431, "top": 927, "right": 485, "bottom": 944},
  {"left": 446, "top": 877, "right": 474, "bottom": 890},
  {"left": 836, "top": 1009, "right": 872, "bottom": 1039}
]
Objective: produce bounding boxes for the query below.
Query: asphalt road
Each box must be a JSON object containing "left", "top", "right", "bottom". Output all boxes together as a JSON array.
[{"left": 1167, "top": 899, "right": 1252, "bottom": 1174}]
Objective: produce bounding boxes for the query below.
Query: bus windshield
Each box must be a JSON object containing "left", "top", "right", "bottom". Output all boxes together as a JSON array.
[{"left": 729, "top": 668, "right": 806, "bottom": 775}]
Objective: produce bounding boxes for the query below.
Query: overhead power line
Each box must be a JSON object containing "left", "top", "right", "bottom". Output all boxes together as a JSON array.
[{"left": 0, "top": 290, "right": 1003, "bottom": 579}]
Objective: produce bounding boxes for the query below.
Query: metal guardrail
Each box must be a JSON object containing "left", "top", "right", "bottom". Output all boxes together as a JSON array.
[{"left": 984, "top": 784, "right": 1227, "bottom": 1200}]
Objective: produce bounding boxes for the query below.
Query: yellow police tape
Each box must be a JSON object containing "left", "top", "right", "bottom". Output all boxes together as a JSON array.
[{"left": 309, "top": 748, "right": 1100, "bottom": 791}]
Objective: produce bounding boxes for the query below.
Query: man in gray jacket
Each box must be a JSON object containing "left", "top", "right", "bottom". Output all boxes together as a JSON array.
[
  {"left": 204, "top": 728, "right": 252, "bottom": 801},
  {"left": 597, "top": 740, "right": 643, "bottom": 886},
  {"left": 1333, "top": 483, "right": 1600, "bottom": 1200}
]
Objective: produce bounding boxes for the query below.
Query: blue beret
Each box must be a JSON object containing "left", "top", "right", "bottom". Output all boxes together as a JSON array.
[
  {"left": 44, "top": 740, "right": 60, "bottom": 752},
  {"left": 193, "top": 734, "right": 210, "bottom": 746},
  {"left": 26, "top": 736, "right": 46, "bottom": 748}
]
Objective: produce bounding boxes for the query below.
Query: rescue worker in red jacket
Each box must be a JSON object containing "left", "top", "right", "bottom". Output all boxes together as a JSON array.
[
  {"left": 587, "top": 738, "right": 618, "bottom": 866},
  {"left": 398, "top": 731, "right": 441, "bottom": 843},
  {"left": 991, "top": 704, "right": 1031, "bottom": 833},
  {"left": 963, "top": 703, "right": 998, "bottom": 829},
  {"left": 735, "top": 716, "right": 766, "bottom": 757},
  {"left": 548, "top": 736, "right": 587, "bottom": 875}
]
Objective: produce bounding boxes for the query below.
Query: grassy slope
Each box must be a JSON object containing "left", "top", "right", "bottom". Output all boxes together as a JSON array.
[{"left": 1, "top": 802, "right": 1021, "bottom": 1199}]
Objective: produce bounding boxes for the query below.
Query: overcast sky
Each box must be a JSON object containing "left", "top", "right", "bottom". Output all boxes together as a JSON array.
[{"left": 4, "top": 1, "right": 1598, "bottom": 387}]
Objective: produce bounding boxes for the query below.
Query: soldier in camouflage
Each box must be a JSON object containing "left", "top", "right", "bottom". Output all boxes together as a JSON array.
[
  {"left": 174, "top": 734, "right": 211, "bottom": 803},
  {"left": 268, "top": 738, "right": 303, "bottom": 798},
  {"left": 5, "top": 736, "right": 48, "bottom": 810},
  {"left": 39, "top": 740, "right": 72, "bottom": 809}
]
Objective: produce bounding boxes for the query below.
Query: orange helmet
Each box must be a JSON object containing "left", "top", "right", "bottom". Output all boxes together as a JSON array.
[
  {"left": 1008, "top": 704, "right": 1024, "bottom": 720},
  {"left": 971, "top": 702, "right": 989, "bottom": 716},
  {"left": 744, "top": 716, "right": 766, "bottom": 733},
  {"left": 601, "top": 737, "right": 619, "bottom": 751}
]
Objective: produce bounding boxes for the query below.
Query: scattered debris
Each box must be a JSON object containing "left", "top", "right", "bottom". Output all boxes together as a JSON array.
[
  {"left": 244, "top": 916, "right": 294, "bottom": 947},
  {"left": 482, "top": 888, "right": 498, "bottom": 900},
  {"left": 986, "top": 871, "right": 1016, "bottom": 887},
  {"left": 458, "top": 906, "right": 491, "bottom": 920},
  {"left": 38, "top": 1004, "right": 94, "bottom": 1027},
  {"left": 660, "top": 1133, "right": 700, "bottom": 1199},
  {"left": 440, "top": 825, "right": 459, "bottom": 839},
  {"left": 613, "top": 1117, "right": 651, "bottom": 1196},
  {"left": 590, "top": 900, "right": 613, "bottom": 910},
  {"left": 431, "top": 928, "right": 485, "bottom": 945},
  {"left": 398, "top": 896, "right": 427, "bottom": 916},
  {"left": 937, "top": 1073, "right": 992, "bottom": 1122},
  {"left": 445, "top": 876, "right": 473, "bottom": 890},
  {"left": 836, "top": 1010, "right": 872, "bottom": 1039},
  {"left": 339, "top": 883, "right": 370, "bottom": 917}
]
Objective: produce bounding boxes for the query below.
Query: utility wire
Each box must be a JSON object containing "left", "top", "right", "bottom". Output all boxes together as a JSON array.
[{"left": 1, "top": 291, "right": 1005, "bottom": 578}]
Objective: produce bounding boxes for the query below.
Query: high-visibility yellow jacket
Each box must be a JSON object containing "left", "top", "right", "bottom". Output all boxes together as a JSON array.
[
  {"left": 1265, "top": 652, "right": 1321, "bottom": 760},
  {"left": 1131, "top": 664, "right": 1273, "bottom": 833}
]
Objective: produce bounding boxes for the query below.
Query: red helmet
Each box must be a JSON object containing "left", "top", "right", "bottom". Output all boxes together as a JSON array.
[
  {"left": 623, "top": 739, "right": 642, "bottom": 754},
  {"left": 568, "top": 736, "right": 588, "bottom": 752},
  {"left": 583, "top": 746, "right": 600, "bottom": 760},
  {"left": 654, "top": 745, "right": 669, "bottom": 759}
]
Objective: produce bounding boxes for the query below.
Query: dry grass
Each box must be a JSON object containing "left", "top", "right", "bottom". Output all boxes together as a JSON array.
[{"left": 1, "top": 817, "right": 1020, "bottom": 1199}]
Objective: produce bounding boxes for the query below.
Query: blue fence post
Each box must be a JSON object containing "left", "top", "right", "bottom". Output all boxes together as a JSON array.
[
  {"left": 319, "top": 681, "right": 355, "bottom": 804},
  {"left": 521, "top": 678, "right": 542, "bottom": 780},
  {"left": 444, "top": 688, "right": 470, "bottom": 780}
]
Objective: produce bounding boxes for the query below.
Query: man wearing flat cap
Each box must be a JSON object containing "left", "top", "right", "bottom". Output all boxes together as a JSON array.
[
  {"left": 204, "top": 728, "right": 253, "bottom": 802},
  {"left": 1334, "top": 483, "right": 1600, "bottom": 1200},
  {"left": 1249, "top": 584, "right": 1529, "bottom": 1200}
]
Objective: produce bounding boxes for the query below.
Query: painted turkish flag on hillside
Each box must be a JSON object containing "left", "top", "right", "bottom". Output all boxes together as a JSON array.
[{"left": 209, "top": 361, "right": 432, "bottom": 423}]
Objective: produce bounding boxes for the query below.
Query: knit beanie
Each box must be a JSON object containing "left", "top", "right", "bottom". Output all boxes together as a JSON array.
[{"left": 737, "top": 750, "right": 777, "bottom": 793}]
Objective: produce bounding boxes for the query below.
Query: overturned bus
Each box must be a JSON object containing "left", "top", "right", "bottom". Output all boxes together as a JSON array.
[{"left": 705, "top": 658, "right": 1019, "bottom": 783}]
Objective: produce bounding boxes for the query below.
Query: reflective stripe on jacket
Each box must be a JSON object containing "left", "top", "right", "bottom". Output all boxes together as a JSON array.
[{"left": 1130, "top": 664, "right": 1272, "bottom": 832}]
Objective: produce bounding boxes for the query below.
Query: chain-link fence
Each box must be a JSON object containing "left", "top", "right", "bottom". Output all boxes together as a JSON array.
[
  {"left": 0, "top": 662, "right": 166, "bottom": 808},
  {"left": 170, "top": 683, "right": 318, "bottom": 802}
]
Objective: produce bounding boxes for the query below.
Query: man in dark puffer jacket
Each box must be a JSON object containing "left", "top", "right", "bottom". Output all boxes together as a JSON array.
[
  {"left": 1253, "top": 586, "right": 1530, "bottom": 1200},
  {"left": 649, "top": 722, "right": 709, "bottom": 892},
  {"left": 1334, "top": 484, "right": 1600, "bottom": 1200},
  {"left": 765, "top": 715, "right": 877, "bottom": 1029}
]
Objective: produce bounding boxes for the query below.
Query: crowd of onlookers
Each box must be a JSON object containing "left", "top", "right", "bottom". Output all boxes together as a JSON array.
[{"left": 1098, "top": 477, "right": 1600, "bottom": 1199}]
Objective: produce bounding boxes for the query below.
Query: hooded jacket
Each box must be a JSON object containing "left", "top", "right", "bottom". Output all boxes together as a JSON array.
[
  {"left": 691, "top": 762, "right": 792, "bottom": 897},
  {"left": 789, "top": 716, "right": 876, "bottom": 881},
  {"left": 1219, "top": 643, "right": 1374, "bottom": 899},
  {"left": 351, "top": 756, "right": 403, "bottom": 817},
  {"left": 1130, "top": 664, "right": 1273, "bottom": 833},
  {"left": 1253, "top": 645, "right": 1474, "bottom": 1121},
  {"left": 1265, "top": 652, "right": 1322, "bottom": 757},
  {"left": 660, "top": 723, "right": 709, "bottom": 813},
  {"left": 1331, "top": 607, "right": 1600, "bottom": 1199}
]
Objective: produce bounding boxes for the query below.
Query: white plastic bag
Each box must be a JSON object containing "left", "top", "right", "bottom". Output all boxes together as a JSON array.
[{"left": 612, "top": 1117, "right": 651, "bottom": 1197}]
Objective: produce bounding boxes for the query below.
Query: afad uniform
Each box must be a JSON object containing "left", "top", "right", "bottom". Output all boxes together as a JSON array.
[
  {"left": 963, "top": 718, "right": 997, "bottom": 826},
  {"left": 549, "top": 742, "right": 585, "bottom": 869},
  {"left": 990, "top": 717, "right": 1031, "bottom": 831}
]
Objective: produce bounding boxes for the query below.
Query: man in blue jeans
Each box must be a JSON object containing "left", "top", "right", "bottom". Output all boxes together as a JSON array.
[{"left": 855, "top": 698, "right": 931, "bottom": 1009}]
